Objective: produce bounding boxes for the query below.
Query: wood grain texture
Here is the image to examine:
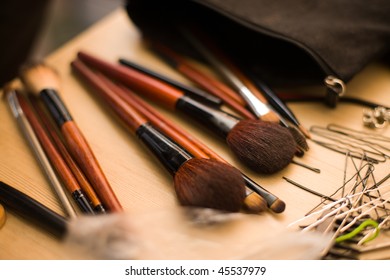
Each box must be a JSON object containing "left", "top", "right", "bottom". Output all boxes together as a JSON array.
[{"left": 0, "top": 8, "right": 389, "bottom": 259}]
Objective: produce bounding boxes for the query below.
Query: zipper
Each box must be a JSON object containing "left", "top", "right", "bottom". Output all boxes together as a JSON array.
[{"left": 192, "top": 0, "right": 347, "bottom": 107}]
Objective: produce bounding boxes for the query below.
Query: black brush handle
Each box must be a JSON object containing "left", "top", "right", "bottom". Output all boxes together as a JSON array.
[
  {"left": 136, "top": 123, "right": 192, "bottom": 176},
  {"left": 119, "top": 58, "right": 222, "bottom": 107},
  {"left": 0, "top": 181, "right": 68, "bottom": 238},
  {"left": 40, "top": 89, "right": 73, "bottom": 127},
  {"left": 176, "top": 95, "right": 239, "bottom": 139}
]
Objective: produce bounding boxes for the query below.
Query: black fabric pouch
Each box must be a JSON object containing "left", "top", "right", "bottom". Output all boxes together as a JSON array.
[{"left": 125, "top": 0, "right": 390, "bottom": 107}]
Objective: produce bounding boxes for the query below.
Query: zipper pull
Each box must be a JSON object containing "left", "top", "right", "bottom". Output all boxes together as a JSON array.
[{"left": 324, "top": 75, "right": 346, "bottom": 108}]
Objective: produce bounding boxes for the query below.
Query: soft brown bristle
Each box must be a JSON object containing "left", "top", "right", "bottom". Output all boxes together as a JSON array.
[
  {"left": 174, "top": 158, "right": 246, "bottom": 212},
  {"left": 227, "top": 119, "right": 296, "bottom": 174},
  {"left": 288, "top": 126, "right": 309, "bottom": 151},
  {"left": 242, "top": 192, "right": 267, "bottom": 213},
  {"left": 269, "top": 199, "right": 286, "bottom": 213},
  {"left": 0, "top": 203, "right": 6, "bottom": 229},
  {"left": 19, "top": 63, "right": 60, "bottom": 96},
  {"left": 2, "top": 79, "right": 24, "bottom": 95}
]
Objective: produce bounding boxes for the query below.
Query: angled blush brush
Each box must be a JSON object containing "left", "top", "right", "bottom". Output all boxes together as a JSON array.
[
  {"left": 71, "top": 59, "right": 246, "bottom": 212},
  {"left": 19, "top": 63, "right": 122, "bottom": 212},
  {"left": 77, "top": 51, "right": 296, "bottom": 174},
  {"left": 96, "top": 75, "right": 285, "bottom": 213}
]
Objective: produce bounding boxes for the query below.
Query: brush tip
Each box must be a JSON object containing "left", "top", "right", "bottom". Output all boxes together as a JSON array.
[
  {"left": 243, "top": 192, "right": 267, "bottom": 213},
  {"left": 174, "top": 158, "right": 246, "bottom": 212},
  {"left": 19, "top": 62, "right": 60, "bottom": 96},
  {"left": 227, "top": 119, "right": 296, "bottom": 174},
  {"left": 0, "top": 203, "right": 6, "bottom": 229},
  {"left": 269, "top": 199, "right": 286, "bottom": 213}
]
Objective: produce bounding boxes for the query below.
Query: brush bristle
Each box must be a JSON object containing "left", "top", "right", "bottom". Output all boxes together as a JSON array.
[
  {"left": 0, "top": 204, "right": 6, "bottom": 229},
  {"left": 19, "top": 63, "right": 60, "bottom": 96},
  {"left": 227, "top": 120, "right": 296, "bottom": 174},
  {"left": 174, "top": 158, "right": 246, "bottom": 212},
  {"left": 288, "top": 126, "right": 309, "bottom": 151},
  {"left": 243, "top": 192, "right": 267, "bottom": 213},
  {"left": 269, "top": 199, "right": 286, "bottom": 213}
]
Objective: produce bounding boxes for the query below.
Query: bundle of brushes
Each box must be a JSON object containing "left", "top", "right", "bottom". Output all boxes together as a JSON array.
[
  {"left": 0, "top": 180, "right": 330, "bottom": 259},
  {"left": 71, "top": 58, "right": 248, "bottom": 213},
  {"left": 143, "top": 34, "right": 310, "bottom": 154},
  {"left": 76, "top": 51, "right": 297, "bottom": 174},
  {"left": 72, "top": 58, "right": 288, "bottom": 213}
]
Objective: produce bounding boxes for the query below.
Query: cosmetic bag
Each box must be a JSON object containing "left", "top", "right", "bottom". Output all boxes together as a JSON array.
[{"left": 125, "top": 0, "right": 390, "bottom": 107}]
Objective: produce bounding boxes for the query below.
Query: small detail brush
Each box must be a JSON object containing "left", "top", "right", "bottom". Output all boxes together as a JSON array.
[
  {"left": 19, "top": 63, "right": 122, "bottom": 212},
  {"left": 4, "top": 82, "right": 77, "bottom": 218},
  {"left": 77, "top": 51, "right": 296, "bottom": 174},
  {"left": 71, "top": 59, "right": 246, "bottom": 212}
]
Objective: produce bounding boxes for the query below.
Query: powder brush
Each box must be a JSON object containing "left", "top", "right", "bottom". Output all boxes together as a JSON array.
[
  {"left": 71, "top": 59, "right": 246, "bottom": 212},
  {"left": 84, "top": 69, "right": 270, "bottom": 214},
  {"left": 19, "top": 63, "right": 122, "bottom": 212},
  {"left": 77, "top": 51, "right": 296, "bottom": 174}
]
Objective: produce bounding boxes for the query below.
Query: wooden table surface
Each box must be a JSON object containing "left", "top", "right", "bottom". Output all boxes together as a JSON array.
[{"left": 0, "top": 8, "right": 389, "bottom": 259}]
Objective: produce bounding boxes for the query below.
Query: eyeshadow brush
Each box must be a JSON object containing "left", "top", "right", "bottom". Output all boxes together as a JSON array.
[
  {"left": 4, "top": 82, "right": 77, "bottom": 218},
  {"left": 90, "top": 70, "right": 270, "bottom": 214},
  {"left": 77, "top": 51, "right": 296, "bottom": 174},
  {"left": 19, "top": 63, "right": 122, "bottom": 212},
  {"left": 97, "top": 74, "right": 285, "bottom": 213},
  {"left": 71, "top": 59, "right": 246, "bottom": 212},
  {"left": 30, "top": 97, "right": 106, "bottom": 213}
]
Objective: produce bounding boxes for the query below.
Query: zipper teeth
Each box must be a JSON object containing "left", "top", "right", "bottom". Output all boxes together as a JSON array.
[{"left": 192, "top": 0, "right": 337, "bottom": 77}]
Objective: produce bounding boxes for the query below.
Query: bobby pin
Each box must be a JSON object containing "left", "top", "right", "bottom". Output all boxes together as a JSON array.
[{"left": 291, "top": 160, "right": 321, "bottom": 173}]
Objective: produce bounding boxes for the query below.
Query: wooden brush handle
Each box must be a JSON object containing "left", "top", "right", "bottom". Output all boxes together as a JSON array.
[
  {"left": 77, "top": 51, "right": 183, "bottom": 110},
  {"left": 60, "top": 121, "right": 122, "bottom": 212},
  {"left": 71, "top": 59, "right": 148, "bottom": 132},
  {"left": 99, "top": 75, "right": 209, "bottom": 159},
  {"left": 149, "top": 42, "right": 254, "bottom": 119},
  {"left": 31, "top": 99, "right": 104, "bottom": 212}
]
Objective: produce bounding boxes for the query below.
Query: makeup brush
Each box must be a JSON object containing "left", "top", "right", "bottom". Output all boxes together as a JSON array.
[
  {"left": 112, "top": 83, "right": 283, "bottom": 213},
  {"left": 71, "top": 59, "right": 246, "bottom": 212},
  {"left": 4, "top": 81, "right": 77, "bottom": 218},
  {"left": 180, "top": 29, "right": 309, "bottom": 152},
  {"left": 88, "top": 70, "right": 269, "bottom": 214},
  {"left": 19, "top": 63, "right": 122, "bottom": 212},
  {"left": 77, "top": 51, "right": 296, "bottom": 174}
]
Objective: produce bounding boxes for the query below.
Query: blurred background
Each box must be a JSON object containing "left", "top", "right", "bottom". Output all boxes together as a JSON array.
[{"left": 32, "top": 0, "right": 123, "bottom": 58}]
